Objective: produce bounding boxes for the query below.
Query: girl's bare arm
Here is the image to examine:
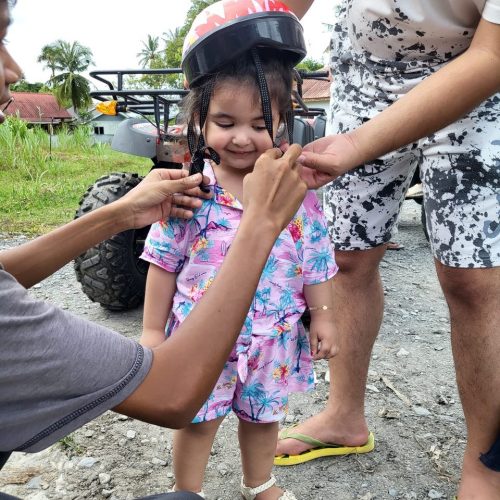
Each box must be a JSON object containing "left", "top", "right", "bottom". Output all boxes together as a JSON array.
[
  {"left": 304, "top": 279, "right": 338, "bottom": 360},
  {"left": 140, "top": 265, "right": 178, "bottom": 348}
]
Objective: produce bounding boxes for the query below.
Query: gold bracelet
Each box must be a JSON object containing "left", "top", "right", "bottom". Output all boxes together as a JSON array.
[{"left": 308, "top": 305, "right": 332, "bottom": 312}]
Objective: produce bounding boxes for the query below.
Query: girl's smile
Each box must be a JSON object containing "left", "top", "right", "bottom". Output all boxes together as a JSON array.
[{"left": 204, "top": 81, "right": 279, "bottom": 173}]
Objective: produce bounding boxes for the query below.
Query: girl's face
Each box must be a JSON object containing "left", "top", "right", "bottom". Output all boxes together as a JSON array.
[
  {"left": 204, "top": 80, "right": 280, "bottom": 173},
  {"left": 0, "top": 1, "right": 22, "bottom": 123}
]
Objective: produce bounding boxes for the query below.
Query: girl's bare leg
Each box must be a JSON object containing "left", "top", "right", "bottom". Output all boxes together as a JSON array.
[
  {"left": 239, "top": 419, "right": 284, "bottom": 500},
  {"left": 173, "top": 416, "right": 224, "bottom": 493}
]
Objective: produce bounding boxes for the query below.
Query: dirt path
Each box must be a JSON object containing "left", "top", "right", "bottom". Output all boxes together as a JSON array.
[{"left": 0, "top": 201, "right": 464, "bottom": 500}]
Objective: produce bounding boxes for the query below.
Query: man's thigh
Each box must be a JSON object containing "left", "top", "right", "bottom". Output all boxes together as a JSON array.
[{"left": 421, "top": 94, "right": 500, "bottom": 268}]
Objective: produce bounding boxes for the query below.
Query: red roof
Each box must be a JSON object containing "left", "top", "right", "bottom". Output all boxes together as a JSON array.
[
  {"left": 301, "top": 73, "right": 332, "bottom": 101},
  {"left": 4, "top": 92, "right": 73, "bottom": 124}
]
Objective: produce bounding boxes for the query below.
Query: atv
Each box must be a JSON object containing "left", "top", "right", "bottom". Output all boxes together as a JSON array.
[{"left": 74, "top": 68, "right": 331, "bottom": 310}]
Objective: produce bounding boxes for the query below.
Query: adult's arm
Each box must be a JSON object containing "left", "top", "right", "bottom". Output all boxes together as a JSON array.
[
  {"left": 282, "top": 0, "right": 314, "bottom": 18},
  {"left": 114, "top": 145, "right": 307, "bottom": 428},
  {"left": 301, "top": 18, "right": 500, "bottom": 182},
  {"left": 0, "top": 146, "right": 305, "bottom": 453},
  {"left": 0, "top": 169, "right": 209, "bottom": 288}
]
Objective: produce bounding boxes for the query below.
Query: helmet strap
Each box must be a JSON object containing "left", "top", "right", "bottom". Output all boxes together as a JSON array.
[
  {"left": 285, "top": 108, "right": 294, "bottom": 144},
  {"left": 251, "top": 48, "right": 279, "bottom": 149},
  {"left": 187, "top": 76, "right": 220, "bottom": 189}
]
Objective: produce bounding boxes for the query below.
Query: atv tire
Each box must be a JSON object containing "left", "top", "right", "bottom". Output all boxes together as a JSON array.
[{"left": 74, "top": 172, "right": 150, "bottom": 310}]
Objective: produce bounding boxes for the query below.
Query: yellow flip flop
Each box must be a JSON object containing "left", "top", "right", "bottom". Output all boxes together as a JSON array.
[{"left": 274, "top": 427, "right": 375, "bottom": 466}]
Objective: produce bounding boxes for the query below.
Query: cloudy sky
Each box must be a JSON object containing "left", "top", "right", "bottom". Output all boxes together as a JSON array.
[{"left": 8, "top": 0, "right": 334, "bottom": 85}]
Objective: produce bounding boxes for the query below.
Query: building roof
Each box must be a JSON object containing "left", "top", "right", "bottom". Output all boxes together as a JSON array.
[
  {"left": 301, "top": 73, "right": 331, "bottom": 101},
  {"left": 4, "top": 92, "right": 73, "bottom": 124}
]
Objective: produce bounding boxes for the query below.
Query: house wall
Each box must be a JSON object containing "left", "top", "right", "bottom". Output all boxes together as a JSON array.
[
  {"left": 91, "top": 115, "right": 126, "bottom": 144},
  {"left": 304, "top": 99, "right": 330, "bottom": 114}
]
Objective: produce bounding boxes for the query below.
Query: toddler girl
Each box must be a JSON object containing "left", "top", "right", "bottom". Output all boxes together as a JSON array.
[{"left": 141, "top": 1, "right": 338, "bottom": 498}]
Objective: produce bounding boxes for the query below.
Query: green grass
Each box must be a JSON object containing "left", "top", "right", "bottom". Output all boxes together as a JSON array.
[
  {"left": 59, "top": 434, "right": 85, "bottom": 455},
  {"left": 0, "top": 117, "right": 151, "bottom": 234}
]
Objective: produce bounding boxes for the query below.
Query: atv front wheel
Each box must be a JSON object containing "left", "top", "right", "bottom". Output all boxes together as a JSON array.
[{"left": 74, "top": 173, "right": 149, "bottom": 310}]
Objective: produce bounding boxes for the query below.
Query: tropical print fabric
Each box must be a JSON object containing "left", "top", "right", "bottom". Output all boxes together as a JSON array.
[{"left": 141, "top": 162, "right": 337, "bottom": 422}]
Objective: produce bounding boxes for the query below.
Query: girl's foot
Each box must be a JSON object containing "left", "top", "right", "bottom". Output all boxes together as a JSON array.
[
  {"left": 170, "top": 485, "right": 205, "bottom": 498},
  {"left": 241, "top": 475, "right": 296, "bottom": 500}
]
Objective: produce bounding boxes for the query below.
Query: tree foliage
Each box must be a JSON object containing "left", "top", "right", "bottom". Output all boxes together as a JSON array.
[
  {"left": 295, "top": 58, "right": 325, "bottom": 72},
  {"left": 38, "top": 40, "right": 94, "bottom": 112},
  {"left": 137, "top": 35, "right": 162, "bottom": 68},
  {"left": 10, "top": 80, "right": 47, "bottom": 93},
  {"left": 133, "top": 0, "right": 218, "bottom": 89}
]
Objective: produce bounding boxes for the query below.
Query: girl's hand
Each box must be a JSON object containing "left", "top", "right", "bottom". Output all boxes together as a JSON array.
[{"left": 309, "top": 318, "right": 339, "bottom": 361}]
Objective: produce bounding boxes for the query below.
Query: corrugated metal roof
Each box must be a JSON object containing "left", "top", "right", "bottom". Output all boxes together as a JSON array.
[
  {"left": 5, "top": 92, "right": 73, "bottom": 123},
  {"left": 301, "top": 74, "right": 331, "bottom": 101}
]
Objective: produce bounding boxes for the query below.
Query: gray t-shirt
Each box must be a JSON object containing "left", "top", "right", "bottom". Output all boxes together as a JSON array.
[{"left": 0, "top": 267, "right": 153, "bottom": 453}]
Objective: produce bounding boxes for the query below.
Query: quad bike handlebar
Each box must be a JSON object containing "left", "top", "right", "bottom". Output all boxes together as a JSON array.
[
  {"left": 89, "top": 68, "right": 328, "bottom": 123},
  {"left": 90, "top": 68, "right": 187, "bottom": 133}
]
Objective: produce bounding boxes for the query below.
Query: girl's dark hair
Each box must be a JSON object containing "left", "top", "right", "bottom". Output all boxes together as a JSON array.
[{"left": 183, "top": 48, "right": 293, "bottom": 129}]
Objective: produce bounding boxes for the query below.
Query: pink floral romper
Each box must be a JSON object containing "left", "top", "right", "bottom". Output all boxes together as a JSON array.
[{"left": 141, "top": 163, "right": 337, "bottom": 423}]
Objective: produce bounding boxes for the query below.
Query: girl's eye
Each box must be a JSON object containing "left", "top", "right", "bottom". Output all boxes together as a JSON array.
[
  {"left": 215, "top": 122, "right": 233, "bottom": 129},
  {"left": 253, "top": 125, "right": 267, "bottom": 131}
]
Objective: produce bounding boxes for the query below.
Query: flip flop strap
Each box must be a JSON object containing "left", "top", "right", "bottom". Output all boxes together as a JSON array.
[{"left": 279, "top": 427, "right": 334, "bottom": 448}]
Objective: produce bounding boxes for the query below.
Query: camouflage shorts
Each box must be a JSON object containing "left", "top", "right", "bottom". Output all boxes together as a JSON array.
[
  {"left": 323, "top": 102, "right": 500, "bottom": 268},
  {"left": 323, "top": 1, "right": 500, "bottom": 268}
]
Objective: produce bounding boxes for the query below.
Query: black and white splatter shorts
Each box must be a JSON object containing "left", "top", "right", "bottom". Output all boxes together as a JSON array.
[{"left": 324, "top": 43, "right": 500, "bottom": 269}]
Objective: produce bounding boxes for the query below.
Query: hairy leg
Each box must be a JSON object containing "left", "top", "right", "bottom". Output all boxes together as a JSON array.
[
  {"left": 172, "top": 417, "right": 224, "bottom": 493},
  {"left": 435, "top": 263, "right": 500, "bottom": 499},
  {"left": 239, "top": 419, "right": 284, "bottom": 500},
  {"left": 276, "top": 246, "right": 385, "bottom": 456}
]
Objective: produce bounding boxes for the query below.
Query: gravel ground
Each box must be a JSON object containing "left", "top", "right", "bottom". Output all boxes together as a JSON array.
[{"left": 0, "top": 200, "right": 464, "bottom": 500}]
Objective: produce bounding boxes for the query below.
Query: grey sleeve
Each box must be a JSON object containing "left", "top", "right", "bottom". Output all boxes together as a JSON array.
[{"left": 0, "top": 269, "right": 153, "bottom": 453}]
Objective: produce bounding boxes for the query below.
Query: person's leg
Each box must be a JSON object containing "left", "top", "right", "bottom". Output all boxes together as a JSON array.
[
  {"left": 172, "top": 417, "right": 224, "bottom": 494},
  {"left": 435, "top": 264, "right": 500, "bottom": 499},
  {"left": 419, "top": 91, "right": 500, "bottom": 497},
  {"left": 277, "top": 105, "right": 419, "bottom": 457},
  {"left": 239, "top": 419, "right": 284, "bottom": 499},
  {"left": 276, "top": 246, "right": 386, "bottom": 455}
]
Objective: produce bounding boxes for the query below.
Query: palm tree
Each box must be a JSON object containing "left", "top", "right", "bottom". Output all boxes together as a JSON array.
[
  {"left": 38, "top": 40, "right": 94, "bottom": 112},
  {"left": 256, "top": 391, "right": 281, "bottom": 420},
  {"left": 241, "top": 381, "right": 267, "bottom": 421},
  {"left": 37, "top": 44, "right": 59, "bottom": 79},
  {"left": 137, "top": 34, "right": 161, "bottom": 68},
  {"left": 306, "top": 248, "right": 335, "bottom": 280}
]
